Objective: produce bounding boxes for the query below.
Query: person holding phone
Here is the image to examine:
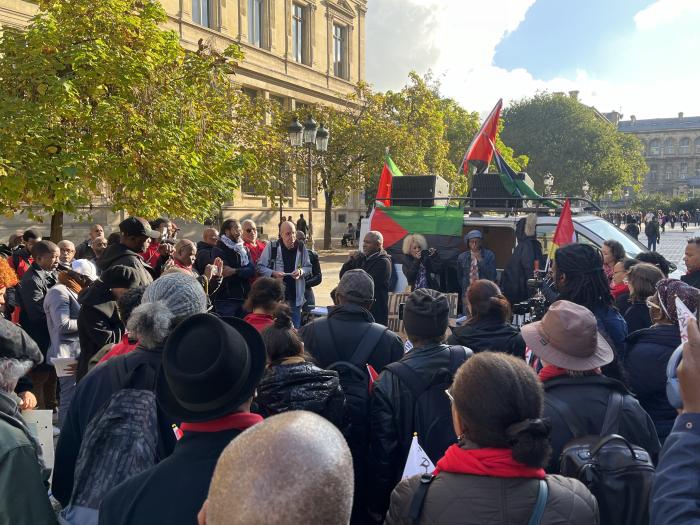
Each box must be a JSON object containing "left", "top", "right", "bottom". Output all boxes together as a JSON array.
[
  {"left": 401, "top": 233, "right": 440, "bottom": 292},
  {"left": 651, "top": 316, "right": 700, "bottom": 524}
]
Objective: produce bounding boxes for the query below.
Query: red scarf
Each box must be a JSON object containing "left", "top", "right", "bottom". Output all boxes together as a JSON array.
[
  {"left": 435, "top": 445, "right": 545, "bottom": 479},
  {"left": 180, "top": 412, "right": 262, "bottom": 433},
  {"left": 538, "top": 365, "right": 569, "bottom": 382},
  {"left": 610, "top": 282, "right": 628, "bottom": 299}
]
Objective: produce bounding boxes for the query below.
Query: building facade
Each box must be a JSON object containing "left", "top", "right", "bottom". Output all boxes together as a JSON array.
[
  {"left": 616, "top": 113, "right": 700, "bottom": 198},
  {"left": 0, "top": 0, "right": 367, "bottom": 242}
]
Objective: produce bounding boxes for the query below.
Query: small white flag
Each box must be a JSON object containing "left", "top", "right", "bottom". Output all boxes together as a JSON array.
[
  {"left": 401, "top": 433, "right": 435, "bottom": 480},
  {"left": 675, "top": 296, "right": 695, "bottom": 343}
]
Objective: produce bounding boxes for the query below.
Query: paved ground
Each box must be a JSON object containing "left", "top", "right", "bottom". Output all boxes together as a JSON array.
[{"left": 640, "top": 224, "right": 699, "bottom": 275}]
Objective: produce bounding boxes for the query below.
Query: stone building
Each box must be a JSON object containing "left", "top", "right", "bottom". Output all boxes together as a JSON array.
[
  {"left": 0, "top": 0, "right": 368, "bottom": 243},
  {"left": 616, "top": 112, "right": 700, "bottom": 198}
]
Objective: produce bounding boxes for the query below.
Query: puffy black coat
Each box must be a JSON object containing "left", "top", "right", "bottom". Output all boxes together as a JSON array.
[
  {"left": 681, "top": 270, "right": 700, "bottom": 289},
  {"left": 367, "top": 344, "right": 462, "bottom": 515},
  {"left": 622, "top": 301, "right": 652, "bottom": 334},
  {"left": 543, "top": 374, "right": 660, "bottom": 474},
  {"left": 447, "top": 319, "right": 525, "bottom": 357},
  {"left": 340, "top": 250, "right": 392, "bottom": 326},
  {"left": 255, "top": 360, "right": 345, "bottom": 428},
  {"left": 624, "top": 324, "right": 680, "bottom": 442}
]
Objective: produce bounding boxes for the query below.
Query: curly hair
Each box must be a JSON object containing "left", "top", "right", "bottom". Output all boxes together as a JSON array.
[{"left": 0, "top": 258, "right": 18, "bottom": 289}]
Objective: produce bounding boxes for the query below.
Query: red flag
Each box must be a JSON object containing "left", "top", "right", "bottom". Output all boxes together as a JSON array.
[
  {"left": 549, "top": 199, "right": 576, "bottom": 258},
  {"left": 461, "top": 99, "right": 503, "bottom": 174},
  {"left": 375, "top": 154, "right": 404, "bottom": 207}
]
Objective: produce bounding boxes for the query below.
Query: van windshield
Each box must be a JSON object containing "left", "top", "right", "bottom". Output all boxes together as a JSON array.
[{"left": 583, "top": 218, "right": 645, "bottom": 258}]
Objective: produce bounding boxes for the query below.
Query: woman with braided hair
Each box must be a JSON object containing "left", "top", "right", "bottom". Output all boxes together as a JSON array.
[
  {"left": 552, "top": 243, "right": 628, "bottom": 353},
  {"left": 385, "top": 352, "right": 598, "bottom": 524}
]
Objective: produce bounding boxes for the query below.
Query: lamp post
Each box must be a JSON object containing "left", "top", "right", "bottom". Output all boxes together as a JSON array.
[
  {"left": 288, "top": 116, "right": 329, "bottom": 249},
  {"left": 582, "top": 180, "right": 590, "bottom": 196},
  {"left": 543, "top": 172, "right": 554, "bottom": 197}
]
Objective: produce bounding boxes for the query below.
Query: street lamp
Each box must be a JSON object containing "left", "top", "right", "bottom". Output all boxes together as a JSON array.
[
  {"left": 582, "top": 180, "right": 590, "bottom": 195},
  {"left": 288, "top": 115, "right": 329, "bottom": 249},
  {"left": 543, "top": 172, "right": 554, "bottom": 196}
]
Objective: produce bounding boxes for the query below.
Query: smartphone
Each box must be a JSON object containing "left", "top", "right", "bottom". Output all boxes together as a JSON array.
[
  {"left": 398, "top": 302, "right": 405, "bottom": 321},
  {"left": 161, "top": 226, "right": 168, "bottom": 240}
]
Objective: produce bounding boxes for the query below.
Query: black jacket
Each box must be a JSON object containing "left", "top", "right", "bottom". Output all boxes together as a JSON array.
[
  {"left": 75, "top": 239, "right": 95, "bottom": 261},
  {"left": 447, "top": 319, "right": 526, "bottom": 357},
  {"left": 194, "top": 241, "right": 215, "bottom": 275},
  {"left": 645, "top": 221, "right": 660, "bottom": 241},
  {"left": 98, "top": 243, "right": 153, "bottom": 287},
  {"left": 501, "top": 219, "right": 544, "bottom": 305},
  {"left": 623, "top": 301, "right": 652, "bottom": 334},
  {"left": 402, "top": 251, "right": 440, "bottom": 291},
  {"left": 299, "top": 303, "right": 404, "bottom": 372},
  {"left": 624, "top": 324, "right": 680, "bottom": 442},
  {"left": 681, "top": 270, "right": 700, "bottom": 289},
  {"left": 543, "top": 374, "right": 661, "bottom": 474},
  {"left": 210, "top": 240, "right": 254, "bottom": 302},
  {"left": 625, "top": 223, "right": 640, "bottom": 238},
  {"left": 18, "top": 263, "right": 56, "bottom": 357},
  {"left": 53, "top": 346, "right": 176, "bottom": 507},
  {"left": 340, "top": 250, "right": 392, "bottom": 325},
  {"left": 255, "top": 360, "right": 345, "bottom": 428},
  {"left": 76, "top": 283, "right": 123, "bottom": 382},
  {"left": 98, "top": 427, "right": 245, "bottom": 525},
  {"left": 367, "top": 344, "right": 460, "bottom": 515},
  {"left": 306, "top": 249, "right": 322, "bottom": 288}
]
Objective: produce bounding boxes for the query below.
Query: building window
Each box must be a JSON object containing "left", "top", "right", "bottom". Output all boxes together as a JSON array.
[
  {"left": 696, "top": 162, "right": 700, "bottom": 177},
  {"left": 242, "top": 87, "right": 258, "bottom": 99},
  {"left": 649, "top": 165, "right": 657, "bottom": 181},
  {"left": 271, "top": 95, "right": 286, "bottom": 109},
  {"left": 296, "top": 172, "right": 309, "bottom": 198},
  {"left": 249, "top": 0, "right": 263, "bottom": 47},
  {"left": 664, "top": 138, "right": 675, "bottom": 155},
  {"left": 333, "top": 23, "right": 348, "bottom": 79},
  {"left": 680, "top": 138, "right": 691, "bottom": 155},
  {"left": 695, "top": 137, "right": 700, "bottom": 154},
  {"left": 292, "top": 4, "right": 306, "bottom": 64},
  {"left": 650, "top": 139, "right": 660, "bottom": 156},
  {"left": 681, "top": 163, "right": 688, "bottom": 179},
  {"left": 665, "top": 165, "right": 672, "bottom": 180},
  {"left": 193, "top": 0, "right": 215, "bottom": 28}
]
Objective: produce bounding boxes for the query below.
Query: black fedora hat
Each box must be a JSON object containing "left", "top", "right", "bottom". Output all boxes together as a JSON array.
[{"left": 156, "top": 313, "right": 266, "bottom": 422}]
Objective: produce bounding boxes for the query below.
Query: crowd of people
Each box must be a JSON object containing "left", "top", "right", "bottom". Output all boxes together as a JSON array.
[{"left": 1, "top": 212, "right": 700, "bottom": 524}]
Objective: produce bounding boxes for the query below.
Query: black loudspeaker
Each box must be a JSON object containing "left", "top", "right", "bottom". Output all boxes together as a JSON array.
[
  {"left": 468, "top": 173, "right": 522, "bottom": 208},
  {"left": 392, "top": 175, "right": 450, "bottom": 207}
]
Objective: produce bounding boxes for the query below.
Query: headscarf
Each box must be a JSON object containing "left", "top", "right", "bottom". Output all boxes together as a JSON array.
[{"left": 655, "top": 278, "right": 699, "bottom": 323}]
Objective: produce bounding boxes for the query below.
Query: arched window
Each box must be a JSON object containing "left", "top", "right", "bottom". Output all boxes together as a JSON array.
[
  {"left": 680, "top": 138, "right": 691, "bottom": 154},
  {"left": 664, "top": 138, "right": 675, "bottom": 155},
  {"left": 650, "top": 139, "right": 661, "bottom": 155}
]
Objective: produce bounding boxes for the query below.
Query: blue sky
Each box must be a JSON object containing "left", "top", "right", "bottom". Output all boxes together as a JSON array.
[{"left": 367, "top": 0, "right": 700, "bottom": 119}]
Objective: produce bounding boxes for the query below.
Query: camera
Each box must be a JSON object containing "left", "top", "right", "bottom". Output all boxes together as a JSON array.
[{"left": 513, "top": 270, "right": 551, "bottom": 325}]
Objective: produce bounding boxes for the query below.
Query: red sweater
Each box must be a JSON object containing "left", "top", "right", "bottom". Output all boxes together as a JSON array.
[{"left": 244, "top": 313, "right": 274, "bottom": 333}]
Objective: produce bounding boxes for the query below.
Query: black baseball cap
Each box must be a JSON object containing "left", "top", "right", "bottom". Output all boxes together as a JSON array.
[{"left": 119, "top": 217, "right": 160, "bottom": 239}]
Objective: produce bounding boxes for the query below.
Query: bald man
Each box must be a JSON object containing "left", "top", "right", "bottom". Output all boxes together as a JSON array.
[
  {"left": 200, "top": 411, "right": 354, "bottom": 525},
  {"left": 75, "top": 224, "right": 104, "bottom": 260},
  {"left": 241, "top": 219, "right": 266, "bottom": 266},
  {"left": 257, "top": 221, "right": 312, "bottom": 328},
  {"left": 195, "top": 228, "right": 218, "bottom": 275}
]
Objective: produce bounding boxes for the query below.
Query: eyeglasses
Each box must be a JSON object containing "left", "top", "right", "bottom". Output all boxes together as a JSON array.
[{"left": 444, "top": 388, "right": 454, "bottom": 404}]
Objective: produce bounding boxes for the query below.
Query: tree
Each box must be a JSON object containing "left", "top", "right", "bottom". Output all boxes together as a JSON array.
[
  {"left": 0, "top": 0, "right": 257, "bottom": 239},
  {"left": 501, "top": 93, "right": 646, "bottom": 197}
]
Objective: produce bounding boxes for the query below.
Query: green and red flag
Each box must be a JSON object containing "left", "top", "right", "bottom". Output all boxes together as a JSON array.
[
  {"left": 375, "top": 152, "right": 404, "bottom": 207},
  {"left": 369, "top": 205, "right": 464, "bottom": 261},
  {"left": 460, "top": 98, "right": 503, "bottom": 174}
]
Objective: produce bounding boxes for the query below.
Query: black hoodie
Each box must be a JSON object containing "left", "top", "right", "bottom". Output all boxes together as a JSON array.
[
  {"left": 447, "top": 319, "right": 526, "bottom": 357},
  {"left": 98, "top": 243, "right": 153, "bottom": 287},
  {"left": 501, "top": 216, "right": 543, "bottom": 305}
]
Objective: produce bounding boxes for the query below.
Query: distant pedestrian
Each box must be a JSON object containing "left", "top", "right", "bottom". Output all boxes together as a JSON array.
[
  {"left": 645, "top": 216, "right": 660, "bottom": 252},
  {"left": 296, "top": 213, "right": 308, "bottom": 235}
]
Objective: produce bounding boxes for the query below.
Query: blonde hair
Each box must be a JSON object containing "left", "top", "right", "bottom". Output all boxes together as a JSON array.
[{"left": 402, "top": 233, "right": 428, "bottom": 255}]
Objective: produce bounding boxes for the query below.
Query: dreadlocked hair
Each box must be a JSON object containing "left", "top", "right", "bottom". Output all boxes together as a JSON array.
[{"left": 555, "top": 243, "right": 612, "bottom": 311}]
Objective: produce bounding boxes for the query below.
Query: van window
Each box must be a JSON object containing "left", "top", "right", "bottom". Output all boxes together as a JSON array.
[
  {"left": 536, "top": 224, "right": 556, "bottom": 255},
  {"left": 582, "top": 218, "right": 645, "bottom": 258}
]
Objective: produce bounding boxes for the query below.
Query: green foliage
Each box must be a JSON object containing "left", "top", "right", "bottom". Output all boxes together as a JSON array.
[
  {"left": 632, "top": 193, "right": 700, "bottom": 213},
  {"left": 0, "top": 0, "right": 257, "bottom": 229},
  {"left": 501, "top": 93, "right": 646, "bottom": 197}
]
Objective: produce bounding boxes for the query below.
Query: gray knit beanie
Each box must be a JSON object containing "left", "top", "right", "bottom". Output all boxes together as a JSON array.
[{"left": 127, "top": 273, "right": 207, "bottom": 348}]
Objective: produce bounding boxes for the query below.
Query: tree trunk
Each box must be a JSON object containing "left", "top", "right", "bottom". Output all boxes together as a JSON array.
[
  {"left": 50, "top": 211, "right": 64, "bottom": 242},
  {"left": 324, "top": 189, "right": 334, "bottom": 250}
]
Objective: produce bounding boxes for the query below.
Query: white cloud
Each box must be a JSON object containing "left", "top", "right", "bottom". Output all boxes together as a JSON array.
[
  {"left": 634, "top": 0, "right": 700, "bottom": 30},
  {"left": 366, "top": 0, "right": 700, "bottom": 119}
]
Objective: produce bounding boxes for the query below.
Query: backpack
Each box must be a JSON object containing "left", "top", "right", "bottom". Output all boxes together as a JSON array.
[
  {"left": 58, "top": 359, "right": 160, "bottom": 525},
  {"left": 385, "top": 346, "right": 472, "bottom": 464},
  {"left": 546, "top": 387, "right": 654, "bottom": 525},
  {"left": 315, "top": 320, "right": 387, "bottom": 449}
]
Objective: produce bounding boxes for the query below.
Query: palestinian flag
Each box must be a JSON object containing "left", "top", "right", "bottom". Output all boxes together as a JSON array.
[
  {"left": 460, "top": 99, "right": 503, "bottom": 174},
  {"left": 369, "top": 205, "right": 464, "bottom": 261},
  {"left": 375, "top": 153, "right": 404, "bottom": 207},
  {"left": 547, "top": 198, "right": 576, "bottom": 259}
]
